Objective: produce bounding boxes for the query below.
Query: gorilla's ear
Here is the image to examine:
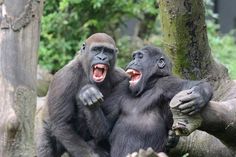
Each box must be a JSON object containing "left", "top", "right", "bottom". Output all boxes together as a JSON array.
[
  {"left": 157, "top": 57, "right": 166, "bottom": 69},
  {"left": 115, "top": 48, "right": 119, "bottom": 53}
]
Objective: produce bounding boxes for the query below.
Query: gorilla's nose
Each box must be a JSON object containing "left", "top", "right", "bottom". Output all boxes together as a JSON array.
[{"left": 98, "top": 53, "right": 107, "bottom": 61}]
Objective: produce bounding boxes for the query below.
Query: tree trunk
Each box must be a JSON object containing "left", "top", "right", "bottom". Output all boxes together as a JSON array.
[
  {"left": 159, "top": 0, "right": 236, "bottom": 156},
  {"left": 0, "top": 0, "right": 43, "bottom": 156},
  {"left": 159, "top": 0, "right": 229, "bottom": 88}
]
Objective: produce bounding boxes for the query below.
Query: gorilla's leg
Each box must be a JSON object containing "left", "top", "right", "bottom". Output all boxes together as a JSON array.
[
  {"left": 37, "top": 126, "right": 55, "bottom": 157},
  {"left": 37, "top": 124, "right": 65, "bottom": 157},
  {"left": 88, "top": 140, "right": 110, "bottom": 157}
]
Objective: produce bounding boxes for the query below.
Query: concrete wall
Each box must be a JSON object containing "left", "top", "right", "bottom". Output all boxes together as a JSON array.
[{"left": 216, "top": 0, "right": 236, "bottom": 33}]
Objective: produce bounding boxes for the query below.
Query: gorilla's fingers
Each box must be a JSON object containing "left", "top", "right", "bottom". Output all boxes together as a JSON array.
[
  {"left": 188, "top": 108, "right": 200, "bottom": 116},
  {"left": 126, "top": 154, "right": 131, "bottom": 157},
  {"left": 90, "top": 94, "right": 98, "bottom": 104},
  {"left": 130, "top": 152, "right": 138, "bottom": 157},
  {"left": 97, "top": 92, "right": 104, "bottom": 102},
  {"left": 168, "top": 130, "right": 175, "bottom": 136},
  {"left": 138, "top": 149, "right": 146, "bottom": 156},
  {"left": 80, "top": 94, "right": 89, "bottom": 105},
  {"left": 178, "top": 101, "right": 195, "bottom": 110},
  {"left": 188, "top": 110, "right": 197, "bottom": 116},
  {"left": 146, "top": 147, "right": 156, "bottom": 156},
  {"left": 78, "top": 93, "right": 84, "bottom": 103},
  {"left": 90, "top": 87, "right": 103, "bottom": 102},
  {"left": 179, "top": 94, "right": 198, "bottom": 103},
  {"left": 157, "top": 152, "right": 168, "bottom": 157},
  {"left": 80, "top": 91, "right": 89, "bottom": 105},
  {"left": 94, "top": 93, "right": 103, "bottom": 103},
  {"left": 78, "top": 92, "right": 85, "bottom": 104},
  {"left": 98, "top": 97, "right": 104, "bottom": 103},
  {"left": 166, "top": 130, "right": 179, "bottom": 150},
  {"left": 180, "top": 106, "right": 195, "bottom": 114},
  {"left": 84, "top": 91, "right": 93, "bottom": 105},
  {"left": 98, "top": 91, "right": 104, "bottom": 100},
  {"left": 91, "top": 87, "right": 103, "bottom": 98},
  {"left": 80, "top": 98, "right": 87, "bottom": 106}
]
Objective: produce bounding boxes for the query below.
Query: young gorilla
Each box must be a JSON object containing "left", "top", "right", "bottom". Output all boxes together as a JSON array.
[
  {"left": 36, "top": 33, "right": 127, "bottom": 157},
  {"left": 109, "top": 46, "right": 213, "bottom": 157}
]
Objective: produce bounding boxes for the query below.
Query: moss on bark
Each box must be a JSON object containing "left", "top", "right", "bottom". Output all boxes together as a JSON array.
[{"left": 159, "top": 0, "right": 227, "bottom": 83}]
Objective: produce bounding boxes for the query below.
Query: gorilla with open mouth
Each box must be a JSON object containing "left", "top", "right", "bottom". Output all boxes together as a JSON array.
[
  {"left": 36, "top": 33, "right": 127, "bottom": 157},
  {"left": 109, "top": 46, "right": 213, "bottom": 157}
]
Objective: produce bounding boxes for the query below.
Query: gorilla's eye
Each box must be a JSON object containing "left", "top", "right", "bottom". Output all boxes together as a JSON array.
[
  {"left": 92, "top": 47, "right": 102, "bottom": 52},
  {"left": 104, "top": 47, "right": 115, "bottom": 54},
  {"left": 138, "top": 53, "right": 143, "bottom": 59},
  {"left": 132, "top": 52, "right": 143, "bottom": 60}
]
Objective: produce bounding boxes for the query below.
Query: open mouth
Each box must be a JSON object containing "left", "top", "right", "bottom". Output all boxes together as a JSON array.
[
  {"left": 126, "top": 69, "right": 142, "bottom": 87},
  {"left": 92, "top": 64, "right": 108, "bottom": 82}
]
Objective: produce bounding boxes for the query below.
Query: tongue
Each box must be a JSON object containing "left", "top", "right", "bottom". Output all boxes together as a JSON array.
[
  {"left": 94, "top": 69, "right": 103, "bottom": 77},
  {"left": 131, "top": 74, "right": 140, "bottom": 81}
]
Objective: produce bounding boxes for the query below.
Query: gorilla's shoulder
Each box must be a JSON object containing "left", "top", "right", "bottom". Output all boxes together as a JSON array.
[
  {"left": 114, "top": 67, "right": 127, "bottom": 76},
  {"left": 51, "top": 58, "right": 81, "bottom": 84},
  {"left": 112, "top": 67, "right": 129, "bottom": 83}
]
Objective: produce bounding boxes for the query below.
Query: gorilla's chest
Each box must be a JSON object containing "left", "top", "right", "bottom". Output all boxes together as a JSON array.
[
  {"left": 121, "top": 87, "right": 163, "bottom": 114},
  {"left": 118, "top": 85, "right": 167, "bottom": 127}
]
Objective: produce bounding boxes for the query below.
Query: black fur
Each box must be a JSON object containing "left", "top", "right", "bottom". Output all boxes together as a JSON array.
[
  {"left": 36, "top": 33, "right": 127, "bottom": 157},
  {"left": 109, "top": 46, "right": 213, "bottom": 157}
]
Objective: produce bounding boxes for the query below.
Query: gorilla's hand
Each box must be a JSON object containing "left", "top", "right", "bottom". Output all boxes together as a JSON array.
[
  {"left": 126, "top": 148, "right": 168, "bottom": 157},
  {"left": 77, "top": 84, "right": 103, "bottom": 106},
  {"left": 177, "top": 86, "right": 206, "bottom": 115},
  {"left": 165, "top": 130, "right": 179, "bottom": 152}
]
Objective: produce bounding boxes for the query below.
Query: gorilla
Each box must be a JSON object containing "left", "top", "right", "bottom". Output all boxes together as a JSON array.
[
  {"left": 36, "top": 33, "right": 127, "bottom": 157},
  {"left": 109, "top": 46, "right": 213, "bottom": 157}
]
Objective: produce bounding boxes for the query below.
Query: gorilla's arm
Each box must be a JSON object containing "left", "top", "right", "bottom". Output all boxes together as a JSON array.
[
  {"left": 81, "top": 93, "right": 124, "bottom": 141},
  {"left": 163, "top": 76, "right": 213, "bottom": 115},
  {"left": 78, "top": 103, "right": 111, "bottom": 140},
  {"left": 161, "top": 77, "right": 213, "bottom": 150},
  {"left": 78, "top": 78, "right": 127, "bottom": 141},
  {"left": 79, "top": 100, "right": 120, "bottom": 141},
  {"left": 76, "top": 84, "right": 110, "bottom": 140},
  {"left": 179, "top": 80, "right": 213, "bottom": 115},
  {"left": 48, "top": 65, "right": 97, "bottom": 156}
]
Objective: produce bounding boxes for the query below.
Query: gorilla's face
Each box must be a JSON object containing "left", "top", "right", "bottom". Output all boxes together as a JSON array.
[
  {"left": 126, "top": 46, "right": 172, "bottom": 96},
  {"left": 80, "top": 33, "right": 118, "bottom": 84},
  {"left": 89, "top": 43, "right": 117, "bottom": 83}
]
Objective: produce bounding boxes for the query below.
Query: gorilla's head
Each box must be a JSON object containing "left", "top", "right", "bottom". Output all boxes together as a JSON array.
[
  {"left": 126, "top": 46, "right": 172, "bottom": 96},
  {"left": 80, "top": 33, "right": 118, "bottom": 84}
]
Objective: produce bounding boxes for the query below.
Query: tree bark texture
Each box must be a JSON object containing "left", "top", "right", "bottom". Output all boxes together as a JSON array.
[
  {"left": 170, "top": 130, "right": 235, "bottom": 157},
  {"left": 0, "top": 0, "right": 43, "bottom": 156},
  {"left": 200, "top": 100, "right": 236, "bottom": 151},
  {"left": 159, "top": 0, "right": 229, "bottom": 88},
  {"left": 159, "top": 0, "right": 236, "bottom": 156}
]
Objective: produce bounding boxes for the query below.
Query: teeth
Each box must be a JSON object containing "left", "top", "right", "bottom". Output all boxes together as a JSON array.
[
  {"left": 94, "top": 64, "right": 107, "bottom": 69},
  {"left": 126, "top": 69, "right": 140, "bottom": 75},
  {"left": 126, "top": 69, "right": 133, "bottom": 73}
]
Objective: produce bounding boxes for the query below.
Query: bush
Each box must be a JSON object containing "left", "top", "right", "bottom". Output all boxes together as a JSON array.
[
  {"left": 39, "top": 0, "right": 158, "bottom": 73},
  {"left": 39, "top": 0, "right": 236, "bottom": 79}
]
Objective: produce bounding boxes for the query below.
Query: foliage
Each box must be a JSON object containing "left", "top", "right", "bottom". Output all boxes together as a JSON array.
[
  {"left": 207, "top": 22, "right": 236, "bottom": 79},
  {"left": 40, "top": 0, "right": 236, "bottom": 79},
  {"left": 116, "top": 36, "right": 146, "bottom": 68},
  {"left": 39, "top": 0, "right": 158, "bottom": 73}
]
